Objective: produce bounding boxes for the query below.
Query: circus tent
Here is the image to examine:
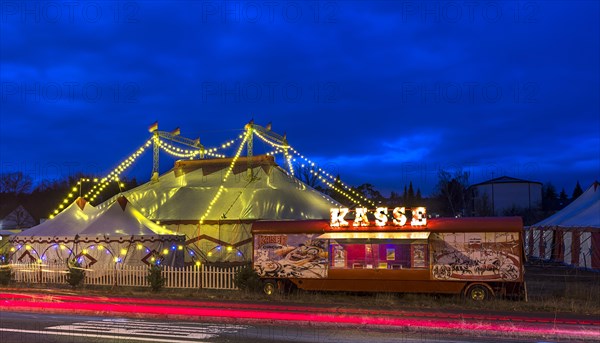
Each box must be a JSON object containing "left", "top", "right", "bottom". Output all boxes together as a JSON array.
[
  {"left": 10, "top": 196, "right": 184, "bottom": 267},
  {"left": 102, "top": 155, "right": 339, "bottom": 263},
  {"left": 526, "top": 181, "right": 600, "bottom": 269}
]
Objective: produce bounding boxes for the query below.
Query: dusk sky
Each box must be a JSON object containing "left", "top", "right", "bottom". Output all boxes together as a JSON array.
[{"left": 1, "top": 1, "right": 598, "bottom": 196}]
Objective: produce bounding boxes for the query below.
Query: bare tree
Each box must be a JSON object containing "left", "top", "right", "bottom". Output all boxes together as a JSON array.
[
  {"left": 295, "top": 164, "right": 320, "bottom": 188},
  {"left": 0, "top": 172, "right": 33, "bottom": 194},
  {"left": 434, "top": 169, "right": 470, "bottom": 217}
]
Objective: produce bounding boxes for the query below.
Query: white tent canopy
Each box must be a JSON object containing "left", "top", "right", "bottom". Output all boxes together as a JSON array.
[
  {"left": 534, "top": 182, "right": 600, "bottom": 228},
  {"left": 9, "top": 196, "right": 184, "bottom": 267},
  {"left": 13, "top": 197, "right": 99, "bottom": 240},
  {"left": 527, "top": 181, "right": 600, "bottom": 270}
]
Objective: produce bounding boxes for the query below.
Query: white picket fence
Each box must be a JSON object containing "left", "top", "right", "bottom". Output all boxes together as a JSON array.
[{"left": 10, "top": 263, "right": 242, "bottom": 290}]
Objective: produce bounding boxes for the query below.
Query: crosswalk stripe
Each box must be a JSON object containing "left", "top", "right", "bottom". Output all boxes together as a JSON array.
[
  {"left": 0, "top": 328, "right": 209, "bottom": 343},
  {"left": 45, "top": 319, "right": 248, "bottom": 341}
]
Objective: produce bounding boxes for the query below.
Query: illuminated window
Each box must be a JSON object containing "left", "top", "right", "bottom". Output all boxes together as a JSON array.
[{"left": 329, "top": 240, "right": 428, "bottom": 270}]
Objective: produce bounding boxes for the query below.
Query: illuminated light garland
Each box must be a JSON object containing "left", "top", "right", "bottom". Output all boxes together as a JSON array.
[
  {"left": 312, "top": 170, "right": 362, "bottom": 206},
  {"left": 252, "top": 130, "right": 296, "bottom": 175},
  {"left": 252, "top": 130, "right": 374, "bottom": 207},
  {"left": 198, "top": 130, "right": 250, "bottom": 225},
  {"left": 158, "top": 140, "right": 199, "bottom": 158},
  {"left": 82, "top": 139, "right": 153, "bottom": 202},
  {"left": 291, "top": 147, "right": 375, "bottom": 207}
]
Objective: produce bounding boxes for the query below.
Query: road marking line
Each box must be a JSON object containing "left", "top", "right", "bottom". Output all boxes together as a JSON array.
[{"left": 0, "top": 328, "right": 209, "bottom": 343}]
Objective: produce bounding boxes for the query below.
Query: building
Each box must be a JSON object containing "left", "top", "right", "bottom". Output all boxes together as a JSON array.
[
  {"left": 0, "top": 204, "right": 36, "bottom": 232},
  {"left": 469, "top": 176, "right": 542, "bottom": 216}
]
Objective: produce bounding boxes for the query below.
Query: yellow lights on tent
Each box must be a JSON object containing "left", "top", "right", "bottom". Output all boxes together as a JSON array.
[
  {"left": 63, "top": 199, "right": 68, "bottom": 204},
  {"left": 49, "top": 215, "right": 55, "bottom": 219},
  {"left": 162, "top": 249, "right": 169, "bottom": 255},
  {"left": 59, "top": 244, "right": 66, "bottom": 250},
  {"left": 82, "top": 249, "right": 88, "bottom": 254},
  {"left": 25, "top": 245, "right": 31, "bottom": 250},
  {"left": 195, "top": 261, "right": 201, "bottom": 267},
  {"left": 207, "top": 252, "right": 213, "bottom": 257},
  {"left": 68, "top": 193, "right": 73, "bottom": 198},
  {"left": 226, "top": 246, "right": 233, "bottom": 252},
  {"left": 120, "top": 249, "right": 127, "bottom": 255},
  {"left": 54, "top": 210, "right": 59, "bottom": 214},
  {"left": 114, "top": 257, "right": 120, "bottom": 263},
  {"left": 59, "top": 204, "right": 64, "bottom": 209},
  {"left": 136, "top": 244, "right": 143, "bottom": 250},
  {"left": 150, "top": 257, "right": 156, "bottom": 262},
  {"left": 178, "top": 245, "right": 183, "bottom": 251},
  {"left": 10, "top": 247, "right": 15, "bottom": 252},
  {"left": 198, "top": 131, "right": 249, "bottom": 224},
  {"left": 97, "top": 245, "right": 104, "bottom": 251}
]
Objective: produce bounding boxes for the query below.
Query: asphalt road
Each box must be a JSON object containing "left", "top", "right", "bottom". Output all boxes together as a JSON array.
[
  {"left": 1, "top": 291, "right": 598, "bottom": 342},
  {"left": 0, "top": 311, "right": 506, "bottom": 343}
]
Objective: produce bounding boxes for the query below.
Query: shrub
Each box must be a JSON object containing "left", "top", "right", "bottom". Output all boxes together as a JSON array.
[
  {"left": 147, "top": 264, "right": 164, "bottom": 292},
  {"left": 66, "top": 259, "right": 85, "bottom": 288},
  {"left": 0, "top": 253, "right": 11, "bottom": 286},
  {"left": 234, "top": 264, "right": 262, "bottom": 292}
]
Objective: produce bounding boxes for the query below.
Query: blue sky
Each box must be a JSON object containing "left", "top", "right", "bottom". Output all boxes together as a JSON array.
[{"left": 1, "top": 1, "right": 598, "bottom": 196}]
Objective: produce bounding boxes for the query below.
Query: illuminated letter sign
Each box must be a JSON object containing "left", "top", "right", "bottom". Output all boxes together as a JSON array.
[
  {"left": 330, "top": 208, "right": 349, "bottom": 227},
  {"left": 374, "top": 207, "right": 388, "bottom": 227},
  {"left": 353, "top": 208, "right": 369, "bottom": 227},
  {"left": 411, "top": 207, "right": 427, "bottom": 226},
  {"left": 392, "top": 207, "right": 407, "bottom": 226},
  {"left": 329, "top": 206, "right": 427, "bottom": 228}
]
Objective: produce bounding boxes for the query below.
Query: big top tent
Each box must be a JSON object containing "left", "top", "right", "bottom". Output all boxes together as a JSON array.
[{"left": 101, "top": 155, "right": 340, "bottom": 263}]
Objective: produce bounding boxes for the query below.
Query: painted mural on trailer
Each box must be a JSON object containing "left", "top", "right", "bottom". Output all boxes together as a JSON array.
[
  {"left": 253, "top": 234, "right": 328, "bottom": 278},
  {"left": 431, "top": 232, "right": 521, "bottom": 281}
]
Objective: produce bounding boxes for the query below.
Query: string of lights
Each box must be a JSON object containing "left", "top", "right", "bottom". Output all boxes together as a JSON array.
[
  {"left": 290, "top": 147, "right": 375, "bottom": 207},
  {"left": 158, "top": 139, "right": 200, "bottom": 158},
  {"left": 84, "top": 139, "right": 153, "bottom": 203},
  {"left": 48, "top": 139, "right": 153, "bottom": 218},
  {"left": 198, "top": 130, "right": 250, "bottom": 225},
  {"left": 251, "top": 130, "right": 375, "bottom": 207},
  {"left": 158, "top": 140, "right": 199, "bottom": 158}
]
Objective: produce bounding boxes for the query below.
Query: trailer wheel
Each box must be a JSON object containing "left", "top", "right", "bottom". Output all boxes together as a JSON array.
[
  {"left": 465, "top": 284, "right": 493, "bottom": 301},
  {"left": 263, "top": 280, "right": 277, "bottom": 296}
]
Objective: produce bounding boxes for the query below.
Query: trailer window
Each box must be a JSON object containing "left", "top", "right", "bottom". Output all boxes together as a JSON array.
[{"left": 329, "top": 240, "right": 428, "bottom": 270}]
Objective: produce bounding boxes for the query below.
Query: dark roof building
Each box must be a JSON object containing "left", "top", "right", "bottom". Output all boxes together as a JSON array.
[{"left": 469, "top": 176, "right": 542, "bottom": 216}]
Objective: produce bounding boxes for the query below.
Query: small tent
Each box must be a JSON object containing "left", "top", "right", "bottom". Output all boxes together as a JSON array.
[
  {"left": 9, "top": 196, "right": 185, "bottom": 268},
  {"left": 527, "top": 181, "right": 600, "bottom": 269},
  {"left": 10, "top": 198, "right": 99, "bottom": 264}
]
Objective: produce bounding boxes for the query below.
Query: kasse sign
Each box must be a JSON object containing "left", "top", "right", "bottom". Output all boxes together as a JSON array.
[{"left": 330, "top": 207, "right": 427, "bottom": 228}]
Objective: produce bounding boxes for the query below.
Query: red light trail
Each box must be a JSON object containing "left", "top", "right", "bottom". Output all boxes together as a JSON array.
[{"left": 1, "top": 292, "right": 598, "bottom": 341}]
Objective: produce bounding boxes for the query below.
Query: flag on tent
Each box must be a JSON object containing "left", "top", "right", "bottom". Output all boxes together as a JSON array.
[
  {"left": 171, "top": 127, "right": 181, "bottom": 136},
  {"left": 148, "top": 121, "right": 158, "bottom": 132}
]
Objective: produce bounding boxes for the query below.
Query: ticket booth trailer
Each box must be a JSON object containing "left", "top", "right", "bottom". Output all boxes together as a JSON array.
[{"left": 252, "top": 217, "right": 525, "bottom": 301}]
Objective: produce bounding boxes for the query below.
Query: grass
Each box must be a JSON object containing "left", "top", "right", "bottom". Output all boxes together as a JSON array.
[{"left": 2, "top": 264, "right": 599, "bottom": 316}]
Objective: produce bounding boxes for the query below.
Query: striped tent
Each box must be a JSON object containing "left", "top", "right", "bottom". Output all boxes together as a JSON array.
[{"left": 526, "top": 181, "right": 600, "bottom": 270}]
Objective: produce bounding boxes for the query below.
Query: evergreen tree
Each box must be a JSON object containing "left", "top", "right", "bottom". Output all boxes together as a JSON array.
[
  {"left": 572, "top": 181, "right": 584, "bottom": 200},
  {"left": 559, "top": 188, "right": 568, "bottom": 208},
  {"left": 407, "top": 182, "right": 415, "bottom": 206},
  {"left": 542, "top": 182, "right": 558, "bottom": 212}
]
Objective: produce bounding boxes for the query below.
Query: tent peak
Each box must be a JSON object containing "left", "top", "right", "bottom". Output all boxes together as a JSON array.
[
  {"left": 75, "top": 197, "right": 87, "bottom": 211},
  {"left": 116, "top": 196, "right": 128, "bottom": 211}
]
